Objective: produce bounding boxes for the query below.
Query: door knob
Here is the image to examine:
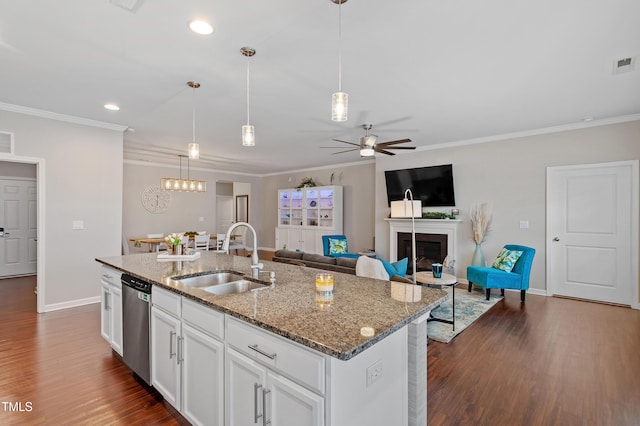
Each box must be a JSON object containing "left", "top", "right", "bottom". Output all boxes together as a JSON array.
[{"left": 553, "top": 237, "right": 560, "bottom": 242}]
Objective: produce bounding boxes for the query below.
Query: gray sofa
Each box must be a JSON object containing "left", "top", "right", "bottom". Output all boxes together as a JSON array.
[
  {"left": 271, "top": 250, "right": 358, "bottom": 274},
  {"left": 271, "top": 250, "right": 413, "bottom": 283}
]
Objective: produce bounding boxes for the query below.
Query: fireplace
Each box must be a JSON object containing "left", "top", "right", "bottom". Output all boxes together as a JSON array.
[
  {"left": 386, "top": 218, "right": 462, "bottom": 276},
  {"left": 397, "top": 233, "right": 448, "bottom": 275}
]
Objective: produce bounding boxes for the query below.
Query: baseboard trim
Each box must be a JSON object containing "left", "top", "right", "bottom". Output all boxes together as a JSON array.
[{"left": 44, "top": 296, "right": 100, "bottom": 312}]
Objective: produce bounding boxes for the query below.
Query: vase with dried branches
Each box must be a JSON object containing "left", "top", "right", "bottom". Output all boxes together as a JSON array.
[{"left": 469, "top": 202, "right": 492, "bottom": 266}]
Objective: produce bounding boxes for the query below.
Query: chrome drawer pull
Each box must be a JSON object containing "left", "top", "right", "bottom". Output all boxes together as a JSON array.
[
  {"left": 248, "top": 344, "right": 277, "bottom": 360},
  {"left": 254, "top": 383, "right": 263, "bottom": 423},
  {"left": 262, "top": 388, "right": 271, "bottom": 426},
  {"left": 169, "top": 331, "right": 176, "bottom": 359}
]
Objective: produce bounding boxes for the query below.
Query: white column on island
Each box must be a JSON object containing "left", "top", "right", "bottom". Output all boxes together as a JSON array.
[{"left": 407, "top": 312, "right": 428, "bottom": 426}]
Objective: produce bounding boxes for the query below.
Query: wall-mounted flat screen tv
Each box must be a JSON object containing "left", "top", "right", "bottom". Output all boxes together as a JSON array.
[{"left": 384, "top": 164, "right": 456, "bottom": 207}]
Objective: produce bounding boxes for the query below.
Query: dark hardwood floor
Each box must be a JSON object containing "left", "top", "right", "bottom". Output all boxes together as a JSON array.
[
  {"left": 428, "top": 289, "right": 640, "bottom": 425},
  {"left": 1, "top": 276, "right": 639, "bottom": 425}
]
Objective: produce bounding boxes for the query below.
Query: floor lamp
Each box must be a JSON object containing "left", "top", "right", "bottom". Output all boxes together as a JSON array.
[{"left": 390, "top": 189, "right": 422, "bottom": 284}]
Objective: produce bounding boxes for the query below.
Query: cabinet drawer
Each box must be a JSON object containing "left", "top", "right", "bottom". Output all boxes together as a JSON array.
[
  {"left": 152, "top": 286, "right": 181, "bottom": 317},
  {"left": 227, "top": 317, "right": 325, "bottom": 394},
  {"left": 101, "top": 266, "right": 122, "bottom": 289},
  {"left": 182, "top": 298, "right": 224, "bottom": 341}
]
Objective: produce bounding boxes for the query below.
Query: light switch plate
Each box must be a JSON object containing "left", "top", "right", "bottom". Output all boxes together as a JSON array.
[
  {"left": 519, "top": 220, "right": 529, "bottom": 229},
  {"left": 72, "top": 220, "right": 84, "bottom": 230}
]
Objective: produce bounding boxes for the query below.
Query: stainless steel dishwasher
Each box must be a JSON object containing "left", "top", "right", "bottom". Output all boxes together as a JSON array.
[{"left": 121, "top": 273, "right": 152, "bottom": 385}]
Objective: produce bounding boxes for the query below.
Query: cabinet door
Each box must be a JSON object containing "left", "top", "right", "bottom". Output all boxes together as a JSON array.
[
  {"left": 275, "top": 227, "right": 288, "bottom": 251},
  {"left": 267, "top": 371, "right": 324, "bottom": 426},
  {"left": 109, "top": 285, "right": 123, "bottom": 355},
  {"left": 151, "top": 306, "right": 181, "bottom": 410},
  {"left": 100, "top": 283, "right": 111, "bottom": 342},
  {"left": 226, "top": 349, "right": 267, "bottom": 426},
  {"left": 182, "top": 323, "right": 224, "bottom": 426},
  {"left": 302, "top": 229, "right": 319, "bottom": 253},
  {"left": 288, "top": 228, "right": 304, "bottom": 252}
]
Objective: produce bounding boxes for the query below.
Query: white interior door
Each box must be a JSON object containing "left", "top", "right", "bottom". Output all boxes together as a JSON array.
[
  {"left": 216, "top": 196, "right": 233, "bottom": 234},
  {"left": 0, "top": 178, "right": 37, "bottom": 277},
  {"left": 547, "top": 161, "right": 638, "bottom": 305}
]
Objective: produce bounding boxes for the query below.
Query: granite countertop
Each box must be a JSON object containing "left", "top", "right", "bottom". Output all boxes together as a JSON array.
[{"left": 96, "top": 252, "right": 447, "bottom": 360}]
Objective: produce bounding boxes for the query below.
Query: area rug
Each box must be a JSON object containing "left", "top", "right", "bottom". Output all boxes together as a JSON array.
[{"left": 427, "top": 285, "right": 503, "bottom": 343}]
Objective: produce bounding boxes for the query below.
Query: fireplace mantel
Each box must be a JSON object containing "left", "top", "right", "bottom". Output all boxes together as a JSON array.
[{"left": 386, "top": 218, "right": 463, "bottom": 274}]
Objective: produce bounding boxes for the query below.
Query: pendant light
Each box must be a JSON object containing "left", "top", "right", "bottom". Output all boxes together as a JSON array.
[
  {"left": 187, "top": 81, "right": 200, "bottom": 159},
  {"left": 331, "top": 0, "right": 348, "bottom": 122},
  {"left": 241, "top": 47, "right": 256, "bottom": 147},
  {"left": 160, "top": 155, "right": 207, "bottom": 193}
]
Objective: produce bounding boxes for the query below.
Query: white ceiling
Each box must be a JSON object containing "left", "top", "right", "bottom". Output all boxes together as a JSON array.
[{"left": 1, "top": 0, "right": 639, "bottom": 175}]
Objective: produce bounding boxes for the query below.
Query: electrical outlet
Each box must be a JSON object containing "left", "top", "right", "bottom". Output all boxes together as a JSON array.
[
  {"left": 366, "top": 360, "right": 383, "bottom": 387},
  {"left": 519, "top": 220, "right": 529, "bottom": 229}
]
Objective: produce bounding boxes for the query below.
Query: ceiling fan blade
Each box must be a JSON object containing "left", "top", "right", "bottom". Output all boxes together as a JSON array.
[
  {"left": 376, "top": 138, "right": 412, "bottom": 147},
  {"left": 374, "top": 147, "right": 396, "bottom": 156},
  {"left": 331, "top": 148, "right": 359, "bottom": 155},
  {"left": 331, "top": 139, "right": 360, "bottom": 147},
  {"left": 372, "top": 116, "right": 412, "bottom": 128},
  {"left": 379, "top": 146, "right": 416, "bottom": 150}
]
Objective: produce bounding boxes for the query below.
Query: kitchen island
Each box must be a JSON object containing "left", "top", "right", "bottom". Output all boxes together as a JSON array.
[{"left": 97, "top": 251, "right": 447, "bottom": 426}]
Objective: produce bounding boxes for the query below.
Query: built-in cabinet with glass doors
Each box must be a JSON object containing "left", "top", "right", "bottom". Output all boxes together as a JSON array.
[{"left": 276, "top": 185, "right": 343, "bottom": 254}]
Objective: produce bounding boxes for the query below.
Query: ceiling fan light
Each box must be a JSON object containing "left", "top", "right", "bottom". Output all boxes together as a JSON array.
[
  {"left": 188, "top": 142, "right": 199, "bottom": 159},
  {"left": 242, "top": 124, "right": 255, "bottom": 147},
  {"left": 331, "top": 92, "right": 348, "bottom": 122},
  {"left": 360, "top": 147, "right": 375, "bottom": 157}
]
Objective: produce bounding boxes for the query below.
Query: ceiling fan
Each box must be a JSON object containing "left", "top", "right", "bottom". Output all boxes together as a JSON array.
[{"left": 322, "top": 124, "right": 415, "bottom": 157}]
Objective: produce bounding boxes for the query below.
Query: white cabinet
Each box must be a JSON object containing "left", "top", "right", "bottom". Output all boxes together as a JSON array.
[
  {"left": 151, "top": 286, "right": 225, "bottom": 426},
  {"left": 226, "top": 317, "right": 325, "bottom": 426},
  {"left": 151, "top": 305, "right": 181, "bottom": 408},
  {"left": 276, "top": 186, "right": 342, "bottom": 253},
  {"left": 226, "top": 349, "right": 324, "bottom": 426},
  {"left": 100, "top": 266, "right": 122, "bottom": 355}
]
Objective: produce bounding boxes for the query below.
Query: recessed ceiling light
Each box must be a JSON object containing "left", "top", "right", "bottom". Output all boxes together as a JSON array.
[
  {"left": 189, "top": 20, "right": 214, "bottom": 35},
  {"left": 104, "top": 103, "right": 120, "bottom": 111}
]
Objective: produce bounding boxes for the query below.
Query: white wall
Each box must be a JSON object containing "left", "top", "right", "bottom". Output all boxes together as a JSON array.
[
  {"left": 0, "top": 110, "right": 123, "bottom": 310},
  {"left": 375, "top": 119, "right": 640, "bottom": 297}
]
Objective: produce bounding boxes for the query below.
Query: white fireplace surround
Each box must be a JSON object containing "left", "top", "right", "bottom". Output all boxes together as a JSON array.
[{"left": 386, "top": 218, "right": 462, "bottom": 275}]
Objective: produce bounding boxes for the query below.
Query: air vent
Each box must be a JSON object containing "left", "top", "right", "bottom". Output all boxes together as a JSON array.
[
  {"left": 613, "top": 56, "right": 635, "bottom": 74},
  {"left": 110, "top": 0, "right": 145, "bottom": 13}
]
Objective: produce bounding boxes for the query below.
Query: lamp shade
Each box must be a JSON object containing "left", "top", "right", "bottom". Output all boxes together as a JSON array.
[
  {"left": 390, "top": 200, "right": 422, "bottom": 218},
  {"left": 331, "top": 91, "right": 348, "bottom": 121}
]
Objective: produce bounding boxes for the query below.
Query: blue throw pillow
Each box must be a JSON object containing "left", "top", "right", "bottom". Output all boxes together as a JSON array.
[
  {"left": 328, "top": 238, "right": 348, "bottom": 255},
  {"left": 379, "top": 257, "right": 408, "bottom": 277}
]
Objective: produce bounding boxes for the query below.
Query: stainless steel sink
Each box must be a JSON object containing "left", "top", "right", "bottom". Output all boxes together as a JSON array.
[
  {"left": 172, "top": 271, "right": 270, "bottom": 295},
  {"left": 202, "top": 279, "right": 269, "bottom": 295},
  {"left": 173, "top": 271, "right": 245, "bottom": 288}
]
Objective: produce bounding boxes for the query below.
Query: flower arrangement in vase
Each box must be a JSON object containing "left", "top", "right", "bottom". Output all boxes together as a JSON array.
[
  {"left": 469, "top": 202, "right": 492, "bottom": 266},
  {"left": 165, "top": 233, "right": 183, "bottom": 255},
  {"left": 296, "top": 177, "right": 316, "bottom": 189}
]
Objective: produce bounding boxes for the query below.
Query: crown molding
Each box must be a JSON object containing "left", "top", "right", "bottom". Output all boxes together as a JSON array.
[
  {"left": 0, "top": 102, "right": 128, "bottom": 132},
  {"left": 416, "top": 113, "right": 640, "bottom": 152}
]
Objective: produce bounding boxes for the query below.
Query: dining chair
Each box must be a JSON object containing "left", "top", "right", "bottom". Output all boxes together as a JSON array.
[
  {"left": 227, "top": 228, "right": 250, "bottom": 255},
  {"left": 194, "top": 234, "right": 210, "bottom": 251},
  {"left": 213, "top": 234, "right": 226, "bottom": 253},
  {"left": 180, "top": 234, "right": 191, "bottom": 249}
]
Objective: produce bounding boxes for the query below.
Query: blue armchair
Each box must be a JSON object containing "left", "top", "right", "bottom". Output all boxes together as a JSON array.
[{"left": 467, "top": 244, "right": 536, "bottom": 302}]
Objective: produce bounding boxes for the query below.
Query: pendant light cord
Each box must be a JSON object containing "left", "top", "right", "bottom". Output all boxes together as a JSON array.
[
  {"left": 192, "top": 87, "right": 196, "bottom": 144},
  {"left": 337, "top": 1, "right": 342, "bottom": 92},
  {"left": 246, "top": 56, "right": 251, "bottom": 125}
]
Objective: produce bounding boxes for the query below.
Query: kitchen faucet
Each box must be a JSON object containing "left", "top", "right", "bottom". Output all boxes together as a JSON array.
[{"left": 222, "top": 222, "right": 263, "bottom": 279}]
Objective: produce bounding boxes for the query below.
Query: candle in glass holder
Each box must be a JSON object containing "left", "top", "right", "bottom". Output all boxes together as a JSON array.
[{"left": 315, "top": 273, "right": 334, "bottom": 293}]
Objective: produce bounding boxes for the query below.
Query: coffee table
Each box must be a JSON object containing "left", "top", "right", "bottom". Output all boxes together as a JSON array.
[{"left": 415, "top": 272, "right": 457, "bottom": 331}]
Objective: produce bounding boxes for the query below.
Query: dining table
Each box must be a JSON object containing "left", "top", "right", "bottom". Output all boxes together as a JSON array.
[{"left": 131, "top": 234, "right": 238, "bottom": 252}]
